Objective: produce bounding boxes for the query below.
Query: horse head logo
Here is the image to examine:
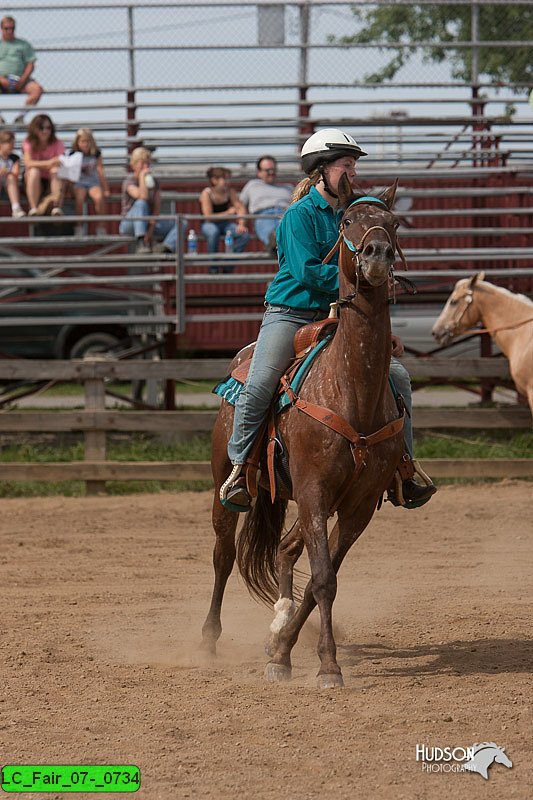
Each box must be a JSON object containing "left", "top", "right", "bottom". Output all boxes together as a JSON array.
[{"left": 464, "top": 742, "right": 512, "bottom": 780}]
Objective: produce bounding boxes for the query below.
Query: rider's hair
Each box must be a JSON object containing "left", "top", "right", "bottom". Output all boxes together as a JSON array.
[{"left": 290, "top": 168, "right": 321, "bottom": 204}]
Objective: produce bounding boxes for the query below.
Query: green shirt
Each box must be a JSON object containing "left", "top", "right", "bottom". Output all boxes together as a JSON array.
[
  {"left": 0, "top": 37, "right": 36, "bottom": 77},
  {"left": 265, "top": 186, "right": 341, "bottom": 312}
]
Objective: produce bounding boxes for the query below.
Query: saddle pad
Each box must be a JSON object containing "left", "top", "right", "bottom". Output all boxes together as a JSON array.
[
  {"left": 213, "top": 374, "right": 243, "bottom": 406},
  {"left": 212, "top": 335, "right": 333, "bottom": 408}
]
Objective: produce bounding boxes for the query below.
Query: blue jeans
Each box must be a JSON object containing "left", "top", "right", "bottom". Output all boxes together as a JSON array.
[
  {"left": 254, "top": 206, "right": 286, "bottom": 247},
  {"left": 201, "top": 220, "right": 250, "bottom": 253},
  {"left": 390, "top": 356, "right": 413, "bottom": 458},
  {"left": 201, "top": 219, "right": 250, "bottom": 273},
  {"left": 119, "top": 199, "right": 179, "bottom": 251},
  {"left": 228, "top": 306, "right": 414, "bottom": 465}
]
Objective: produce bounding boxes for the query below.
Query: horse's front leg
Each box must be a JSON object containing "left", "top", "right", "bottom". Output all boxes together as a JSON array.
[
  {"left": 265, "top": 523, "right": 304, "bottom": 658},
  {"left": 267, "top": 504, "right": 342, "bottom": 688},
  {"left": 200, "top": 497, "right": 238, "bottom": 656},
  {"left": 266, "top": 496, "right": 378, "bottom": 687}
]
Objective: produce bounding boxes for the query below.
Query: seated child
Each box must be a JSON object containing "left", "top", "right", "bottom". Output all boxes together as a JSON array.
[
  {"left": 70, "top": 127, "right": 109, "bottom": 235},
  {"left": 0, "top": 129, "right": 24, "bottom": 217}
]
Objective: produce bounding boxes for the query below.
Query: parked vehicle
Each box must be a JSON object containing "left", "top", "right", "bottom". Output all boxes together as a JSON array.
[{"left": 0, "top": 267, "right": 167, "bottom": 359}]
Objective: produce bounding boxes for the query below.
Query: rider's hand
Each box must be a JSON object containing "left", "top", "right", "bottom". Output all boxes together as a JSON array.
[{"left": 391, "top": 335, "right": 404, "bottom": 357}]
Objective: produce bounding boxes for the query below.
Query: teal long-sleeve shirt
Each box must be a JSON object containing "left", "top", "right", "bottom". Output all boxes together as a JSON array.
[{"left": 265, "top": 186, "right": 341, "bottom": 313}]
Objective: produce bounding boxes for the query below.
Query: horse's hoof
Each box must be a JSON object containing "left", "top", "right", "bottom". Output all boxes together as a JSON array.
[
  {"left": 198, "top": 639, "right": 217, "bottom": 659},
  {"left": 317, "top": 673, "right": 344, "bottom": 689},
  {"left": 264, "top": 662, "right": 292, "bottom": 683}
]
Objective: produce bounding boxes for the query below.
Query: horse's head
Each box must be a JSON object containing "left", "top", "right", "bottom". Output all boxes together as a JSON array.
[
  {"left": 494, "top": 747, "right": 512, "bottom": 769},
  {"left": 432, "top": 272, "right": 486, "bottom": 345},
  {"left": 337, "top": 177, "right": 399, "bottom": 288}
]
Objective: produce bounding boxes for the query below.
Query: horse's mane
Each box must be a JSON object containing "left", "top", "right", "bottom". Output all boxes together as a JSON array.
[
  {"left": 479, "top": 281, "right": 533, "bottom": 306},
  {"left": 470, "top": 742, "right": 500, "bottom": 753}
]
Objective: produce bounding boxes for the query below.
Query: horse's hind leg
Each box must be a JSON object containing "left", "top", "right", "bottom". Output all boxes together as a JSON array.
[
  {"left": 265, "top": 523, "right": 304, "bottom": 658},
  {"left": 201, "top": 497, "right": 239, "bottom": 656}
]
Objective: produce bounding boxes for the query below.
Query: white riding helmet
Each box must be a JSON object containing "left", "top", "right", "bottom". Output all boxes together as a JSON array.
[{"left": 300, "top": 128, "right": 367, "bottom": 175}]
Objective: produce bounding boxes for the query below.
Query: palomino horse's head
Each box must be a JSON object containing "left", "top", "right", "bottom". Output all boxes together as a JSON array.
[
  {"left": 336, "top": 176, "right": 400, "bottom": 289},
  {"left": 432, "top": 272, "right": 486, "bottom": 345}
]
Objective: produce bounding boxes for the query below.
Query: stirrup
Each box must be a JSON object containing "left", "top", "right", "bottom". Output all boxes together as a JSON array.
[
  {"left": 219, "top": 465, "right": 252, "bottom": 512},
  {"left": 386, "top": 460, "right": 437, "bottom": 509}
]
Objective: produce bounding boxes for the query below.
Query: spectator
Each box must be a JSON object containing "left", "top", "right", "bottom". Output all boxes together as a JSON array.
[
  {"left": 239, "top": 155, "right": 292, "bottom": 253},
  {"left": 22, "top": 114, "right": 65, "bottom": 216},
  {"left": 0, "top": 16, "right": 43, "bottom": 125},
  {"left": 70, "top": 128, "right": 110, "bottom": 236},
  {"left": 199, "top": 166, "right": 250, "bottom": 273},
  {"left": 0, "top": 129, "right": 24, "bottom": 217},
  {"left": 119, "top": 147, "right": 178, "bottom": 254}
]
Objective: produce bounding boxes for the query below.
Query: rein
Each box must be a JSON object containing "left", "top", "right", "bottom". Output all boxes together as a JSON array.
[{"left": 463, "top": 316, "right": 533, "bottom": 337}]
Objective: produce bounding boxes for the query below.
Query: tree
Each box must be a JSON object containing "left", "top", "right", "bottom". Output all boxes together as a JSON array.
[{"left": 330, "top": 3, "right": 533, "bottom": 91}]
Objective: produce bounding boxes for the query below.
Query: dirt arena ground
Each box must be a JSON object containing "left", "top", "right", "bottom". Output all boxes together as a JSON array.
[{"left": 1, "top": 483, "right": 531, "bottom": 800}]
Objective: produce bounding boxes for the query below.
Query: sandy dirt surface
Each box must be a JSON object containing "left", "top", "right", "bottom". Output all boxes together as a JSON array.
[{"left": 1, "top": 483, "right": 531, "bottom": 799}]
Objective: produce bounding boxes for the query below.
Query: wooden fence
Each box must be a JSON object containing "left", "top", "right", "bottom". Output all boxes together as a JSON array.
[{"left": 0, "top": 358, "right": 530, "bottom": 493}]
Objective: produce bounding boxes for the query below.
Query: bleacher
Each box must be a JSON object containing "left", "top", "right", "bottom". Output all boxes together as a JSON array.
[
  {"left": 0, "top": 0, "right": 532, "bottom": 356},
  {"left": 1, "top": 153, "right": 531, "bottom": 356}
]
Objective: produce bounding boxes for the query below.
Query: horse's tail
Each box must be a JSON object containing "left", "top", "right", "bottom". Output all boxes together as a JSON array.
[{"left": 236, "top": 487, "right": 288, "bottom": 606}]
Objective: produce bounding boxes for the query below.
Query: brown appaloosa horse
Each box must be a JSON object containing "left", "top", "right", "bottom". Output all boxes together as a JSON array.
[{"left": 202, "top": 178, "right": 405, "bottom": 688}]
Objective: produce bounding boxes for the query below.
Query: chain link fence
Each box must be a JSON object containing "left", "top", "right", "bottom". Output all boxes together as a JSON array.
[
  {"left": 6, "top": 2, "right": 531, "bottom": 88},
  {"left": 1, "top": 1, "right": 531, "bottom": 168}
]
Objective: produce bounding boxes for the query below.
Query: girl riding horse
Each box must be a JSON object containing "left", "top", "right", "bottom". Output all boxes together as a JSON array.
[{"left": 221, "top": 128, "right": 436, "bottom": 511}]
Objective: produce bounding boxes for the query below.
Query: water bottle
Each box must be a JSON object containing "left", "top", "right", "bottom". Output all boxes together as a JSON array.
[
  {"left": 224, "top": 228, "right": 234, "bottom": 253},
  {"left": 144, "top": 172, "right": 155, "bottom": 190},
  {"left": 7, "top": 74, "right": 19, "bottom": 93},
  {"left": 187, "top": 228, "right": 198, "bottom": 254}
]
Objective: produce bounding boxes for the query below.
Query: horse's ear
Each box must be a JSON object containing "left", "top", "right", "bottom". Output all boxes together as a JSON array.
[
  {"left": 377, "top": 179, "right": 399, "bottom": 211},
  {"left": 337, "top": 173, "right": 354, "bottom": 208},
  {"left": 470, "top": 271, "right": 485, "bottom": 287}
]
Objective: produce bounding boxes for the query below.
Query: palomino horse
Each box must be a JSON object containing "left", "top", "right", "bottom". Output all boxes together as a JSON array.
[
  {"left": 202, "top": 178, "right": 405, "bottom": 688},
  {"left": 432, "top": 273, "right": 533, "bottom": 416}
]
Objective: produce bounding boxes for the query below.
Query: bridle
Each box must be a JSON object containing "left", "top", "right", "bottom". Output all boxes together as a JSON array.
[
  {"left": 442, "top": 286, "right": 475, "bottom": 337},
  {"left": 324, "top": 195, "right": 414, "bottom": 317}
]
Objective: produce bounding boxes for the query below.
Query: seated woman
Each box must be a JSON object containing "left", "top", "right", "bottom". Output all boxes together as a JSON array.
[
  {"left": 200, "top": 166, "right": 250, "bottom": 273},
  {"left": 22, "top": 113, "right": 65, "bottom": 215}
]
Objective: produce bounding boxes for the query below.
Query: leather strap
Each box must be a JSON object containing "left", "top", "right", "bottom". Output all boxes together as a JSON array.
[
  {"left": 277, "top": 375, "right": 404, "bottom": 515},
  {"left": 461, "top": 315, "right": 533, "bottom": 337},
  {"left": 267, "top": 414, "right": 277, "bottom": 502},
  {"left": 292, "top": 395, "right": 404, "bottom": 449}
]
